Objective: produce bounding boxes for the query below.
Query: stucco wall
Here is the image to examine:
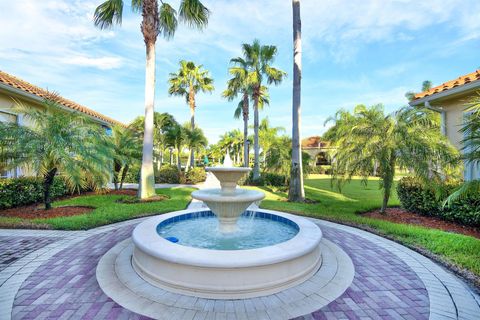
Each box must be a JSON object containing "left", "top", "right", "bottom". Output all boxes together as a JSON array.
[{"left": 436, "top": 94, "right": 476, "bottom": 150}]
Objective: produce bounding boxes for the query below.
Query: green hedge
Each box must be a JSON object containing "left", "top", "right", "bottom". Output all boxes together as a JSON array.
[
  {"left": 185, "top": 167, "right": 206, "bottom": 184},
  {"left": 396, "top": 177, "right": 480, "bottom": 227},
  {"left": 0, "top": 177, "right": 68, "bottom": 209},
  {"left": 243, "top": 172, "right": 287, "bottom": 187},
  {"left": 156, "top": 165, "right": 181, "bottom": 184}
]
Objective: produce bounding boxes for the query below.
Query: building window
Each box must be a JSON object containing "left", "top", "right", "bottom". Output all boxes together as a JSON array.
[{"left": 0, "top": 110, "right": 17, "bottom": 123}]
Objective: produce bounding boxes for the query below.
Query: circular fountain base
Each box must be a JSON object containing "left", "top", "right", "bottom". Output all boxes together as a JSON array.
[{"left": 131, "top": 208, "right": 323, "bottom": 299}]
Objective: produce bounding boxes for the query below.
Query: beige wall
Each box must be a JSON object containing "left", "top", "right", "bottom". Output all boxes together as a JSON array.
[{"left": 434, "top": 93, "right": 476, "bottom": 150}]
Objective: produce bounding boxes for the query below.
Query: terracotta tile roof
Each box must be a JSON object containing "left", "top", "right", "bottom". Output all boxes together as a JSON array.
[
  {"left": 414, "top": 70, "right": 480, "bottom": 100},
  {"left": 0, "top": 70, "right": 125, "bottom": 127},
  {"left": 301, "top": 136, "right": 330, "bottom": 148}
]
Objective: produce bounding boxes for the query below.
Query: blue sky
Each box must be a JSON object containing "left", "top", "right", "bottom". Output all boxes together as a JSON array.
[{"left": 1, "top": 0, "right": 479, "bottom": 143}]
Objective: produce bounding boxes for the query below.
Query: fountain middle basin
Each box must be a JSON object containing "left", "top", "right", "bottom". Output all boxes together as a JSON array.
[{"left": 132, "top": 208, "right": 322, "bottom": 299}]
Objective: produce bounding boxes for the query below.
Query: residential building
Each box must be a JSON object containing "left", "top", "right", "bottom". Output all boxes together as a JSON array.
[
  {"left": 409, "top": 69, "right": 480, "bottom": 180},
  {"left": 301, "top": 136, "right": 333, "bottom": 166},
  {"left": 0, "top": 70, "right": 124, "bottom": 178}
]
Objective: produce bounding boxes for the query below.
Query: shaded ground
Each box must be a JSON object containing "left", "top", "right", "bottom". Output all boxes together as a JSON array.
[{"left": 363, "top": 207, "right": 480, "bottom": 239}]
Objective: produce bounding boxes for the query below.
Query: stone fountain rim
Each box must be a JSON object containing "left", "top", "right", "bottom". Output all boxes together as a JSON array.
[
  {"left": 191, "top": 188, "right": 265, "bottom": 202},
  {"left": 132, "top": 208, "right": 322, "bottom": 268},
  {"left": 205, "top": 166, "right": 252, "bottom": 172}
]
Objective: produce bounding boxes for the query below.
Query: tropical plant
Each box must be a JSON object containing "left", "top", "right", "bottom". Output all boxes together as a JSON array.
[
  {"left": 326, "top": 104, "right": 459, "bottom": 213},
  {"left": 183, "top": 124, "right": 208, "bottom": 168},
  {"left": 0, "top": 99, "right": 114, "bottom": 209},
  {"left": 289, "top": 0, "right": 305, "bottom": 201},
  {"left": 130, "top": 112, "right": 178, "bottom": 168},
  {"left": 217, "top": 129, "right": 244, "bottom": 165},
  {"left": 93, "top": 0, "right": 210, "bottom": 199},
  {"left": 231, "top": 40, "right": 286, "bottom": 180},
  {"left": 168, "top": 60, "right": 214, "bottom": 167},
  {"left": 111, "top": 125, "right": 141, "bottom": 190},
  {"left": 446, "top": 92, "right": 480, "bottom": 203},
  {"left": 165, "top": 123, "right": 186, "bottom": 170},
  {"left": 405, "top": 80, "right": 433, "bottom": 102},
  {"left": 258, "top": 117, "right": 285, "bottom": 167}
]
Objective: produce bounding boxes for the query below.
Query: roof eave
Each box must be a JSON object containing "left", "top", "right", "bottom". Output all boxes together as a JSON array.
[
  {"left": 410, "top": 80, "right": 480, "bottom": 106},
  {"left": 0, "top": 82, "right": 114, "bottom": 127}
]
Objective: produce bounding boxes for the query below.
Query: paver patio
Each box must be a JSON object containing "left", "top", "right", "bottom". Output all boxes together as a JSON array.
[{"left": 1, "top": 213, "right": 479, "bottom": 319}]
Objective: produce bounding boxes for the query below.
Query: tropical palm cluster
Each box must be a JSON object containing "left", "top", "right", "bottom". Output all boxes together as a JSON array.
[
  {"left": 325, "top": 104, "right": 459, "bottom": 212},
  {"left": 0, "top": 100, "right": 114, "bottom": 209}
]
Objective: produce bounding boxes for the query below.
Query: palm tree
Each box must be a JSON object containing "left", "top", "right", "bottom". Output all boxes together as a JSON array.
[
  {"left": 93, "top": 0, "right": 209, "bottom": 199},
  {"left": 289, "top": 0, "right": 304, "bottom": 201},
  {"left": 168, "top": 60, "right": 214, "bottom": 167},
  {"left": 327, "top": 104, "right": 458, "bottom": 213},
  {"left": 130, "top": 112, "right": 178, "bottom": 169},
  {"left": 446, "top": 93, "right": 480, "bottom": 203},
  {"left": 165, "top": 123, "right": 186, "bottom": 170},
  {"left": 223, "top": 59, "right": 252, "bottom": 167},
  {"left": 231, "top": 40, "right": 286, "bottom": 179},
  {"left": 405, "top": 80, "right": 433, "bottom": 101},
  {"left": 111, "top": 125, "right": 141, "bottom": 190},
  {"left": 258, "top": 117, "right": 285, "bottom": 168},
  {"left": 0, "top": 99, "right": 113, "bottom": 209},
  {"left": 184, "top": 125, "right": 208, "bottom": 167}
]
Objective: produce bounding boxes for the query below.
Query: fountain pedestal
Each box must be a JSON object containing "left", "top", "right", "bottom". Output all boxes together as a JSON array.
[{"left": 191, "top": 167, "right": 264, "bottom": 233}]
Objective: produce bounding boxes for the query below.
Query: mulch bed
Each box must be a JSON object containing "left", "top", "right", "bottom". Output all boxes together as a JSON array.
[
  {"left": 0, "top": 189, "right": 138, "bottom": 220},
  {"left": 363, "top": 207, "right": 480, "bottom": 239}
]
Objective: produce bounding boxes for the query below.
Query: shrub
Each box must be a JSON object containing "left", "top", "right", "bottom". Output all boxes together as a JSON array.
[
  {"left": 156, "top": 165, "right": 180, "bottom": 184},
  {"left": 0, "top": 177, "right": 68, "bottom": 209},
  {"left": 396, "top": 177, "right": 480, "bottom": 227},
  {"left": 263, "top": 173, "right": 287, "bottom": 186},
  {"left": 185, "top": 167, "right": 206, "bottom": 184},
  {"left": 121, "top": 164, "right": 140, "bottom": 184}
]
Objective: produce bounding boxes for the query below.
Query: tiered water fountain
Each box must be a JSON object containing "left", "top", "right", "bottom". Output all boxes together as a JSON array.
[{"left": 131, "top": 156, "right": 323, "bottom": 299}]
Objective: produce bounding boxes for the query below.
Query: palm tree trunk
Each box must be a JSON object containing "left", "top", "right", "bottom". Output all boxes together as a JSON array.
[
  {"left": 120, "top": 164, "right": 129, "bottom": 190},
  {"left": 43, "top": 168, "right": 57, "bottom": 210},
  {"left": 189, "top": 104, "right": 195, "bottom": 168},
  {"left": 380, "top": 154, "right": 396, "bottom": 213},
  {"left": 253, "top": 93, "right": 260, "bottom": 180},
  {"left": 113, "top": 160, "right": 122, "bottom": 190},
  {"left": 139, "top": 41, "right": 157, "bottom": 199},
  {"left": 177, "top": 148, "right": 182, "bottom": 170},
  {"left": 243, "top": 93, "right": 249, "bottom": 167},
  {"left": 289, "top": 0, "right": 305, "bottom": 202}
]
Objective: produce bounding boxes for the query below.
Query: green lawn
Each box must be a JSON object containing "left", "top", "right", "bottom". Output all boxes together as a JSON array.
[
  {"left": 256, "top": 174, "right": 480, "bottom": 280},
  {"left": 0, "top": 187, "right": 194, "bottom": 230}
]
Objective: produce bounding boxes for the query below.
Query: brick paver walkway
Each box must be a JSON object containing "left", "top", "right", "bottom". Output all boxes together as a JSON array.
[{"left": 1, "top": 214, "right": 479, "bottom": 319}]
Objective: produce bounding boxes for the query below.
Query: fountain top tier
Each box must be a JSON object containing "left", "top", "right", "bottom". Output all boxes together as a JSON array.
[
  {"left": 191, "top": 165, "right": 264, "bottom": 233},
  {"left": 205, "top": 166, "right": 251, "bottom": 195}
]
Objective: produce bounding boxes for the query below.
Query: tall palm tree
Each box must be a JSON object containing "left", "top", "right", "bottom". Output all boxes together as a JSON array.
[
  {"left": 289, "top": 0, "right": 304, "bottom": 201},
  {"left": 0, "top": 99, "right": 113, "bottom": 209},
  {"left": 168, "top": 60, "right": 214, "bottom": 167},
  {"left": 223, "top": 59, "right": 251, "bottom": 167},
  {"left": 231, "top": 40, "right": 286, "bottom": 179},
  {"left": 93, "top": 0, "right": 209, "bottom": 199},
  {"left": 327, "top": 104, "right": 458, "bottom": 213},
  {"left": 111, "top": 125, "right": 142, "bottom": 190}
]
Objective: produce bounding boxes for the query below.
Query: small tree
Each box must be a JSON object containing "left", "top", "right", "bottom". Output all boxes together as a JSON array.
[
  {"left": 0, "top": 99, "right": 114, "bottom": 209},
  {"left": 327, "top": 104, "right": 458, "bottom": 213}
]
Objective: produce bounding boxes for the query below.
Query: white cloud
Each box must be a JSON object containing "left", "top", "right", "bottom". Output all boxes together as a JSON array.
[{"left": 60, "top": 55, "right": 123, "bottom": 70}]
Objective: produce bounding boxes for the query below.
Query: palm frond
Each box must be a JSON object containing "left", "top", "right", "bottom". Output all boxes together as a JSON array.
[
  {"left": 179, "top": 0, "right": 209, "bottom": 29},
  {"left": 94, "top": 0, "right": 124, "bottom": 29}
]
